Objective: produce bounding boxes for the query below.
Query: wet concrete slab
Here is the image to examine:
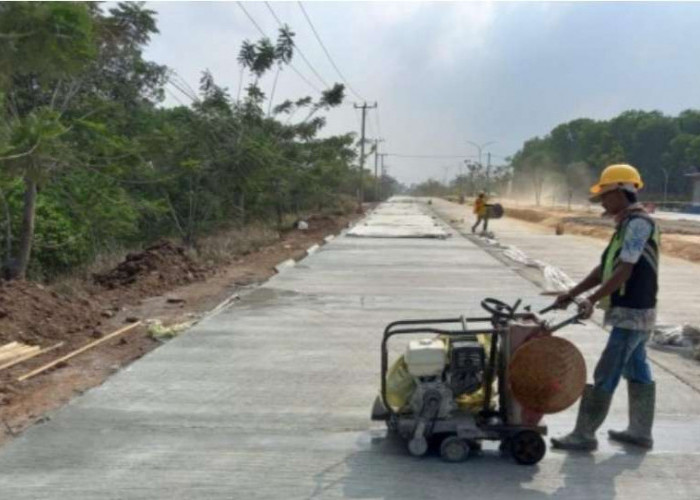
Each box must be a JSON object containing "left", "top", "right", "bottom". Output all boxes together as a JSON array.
[
  {"left": 348, "top": 197, "right": 448, "bottom": 238},
  {"left": 0, "top": 198, "right": 699, "bottom": 499}
]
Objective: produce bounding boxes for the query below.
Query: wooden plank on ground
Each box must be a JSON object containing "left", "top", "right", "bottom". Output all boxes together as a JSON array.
[
  {"left": 0, "top": 345, "right": 38, "bottom": 362},
  {"left": 0, "top": 342, "right": 65, "bottom": 372},
  {"left": 17, "top": 322, "right": 142, "bottom": 382},
  {"left": 0, "top": 342, "right": 20, "bottom": 353}
]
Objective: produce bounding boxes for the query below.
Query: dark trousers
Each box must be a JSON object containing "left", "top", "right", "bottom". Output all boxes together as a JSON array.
[{"left": 472, "top": 215, "right": 488, "bottom": 232}]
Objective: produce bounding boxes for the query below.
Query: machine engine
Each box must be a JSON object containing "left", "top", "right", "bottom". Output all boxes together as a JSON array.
[
  {"left": 447, "top": 339, "right": 486, "bottom": 396},
  {"left": 404, "top": 337, "right": 486, "bottom": 419}
]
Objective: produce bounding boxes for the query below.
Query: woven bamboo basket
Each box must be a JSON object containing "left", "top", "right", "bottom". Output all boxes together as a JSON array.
[{"left": 507, "top": 336, "right": 586, "bottom": 414}]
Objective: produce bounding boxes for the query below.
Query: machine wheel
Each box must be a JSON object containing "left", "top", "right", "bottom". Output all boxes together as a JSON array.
[
  {"left": 408, "top": 437, "right": 428, "bottom": 457},
  {"left": 440, "top": 437, "right": 471, "bottom": 463},
  {"left": 510, "top": 431, "right": 546, "bottom": 466}
]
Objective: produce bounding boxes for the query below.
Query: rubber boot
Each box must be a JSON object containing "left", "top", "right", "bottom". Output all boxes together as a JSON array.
[
  {"left": 608, "top": 381, "right": 655, "bottom": 449},
  {"left": 551, "top": 384, "right": 613, "bottom": 451}
]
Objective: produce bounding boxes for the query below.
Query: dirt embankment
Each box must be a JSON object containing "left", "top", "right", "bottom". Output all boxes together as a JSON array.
[
  {"left": 0, "top": 211, "right": 360, "bottom": 445},
  {"left": 505, "top": 206, "right": 700, "bottom": 264}
]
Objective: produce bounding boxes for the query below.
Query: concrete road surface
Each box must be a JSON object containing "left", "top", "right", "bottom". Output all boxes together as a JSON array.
[{"left": 1, "top": 198, "right": 699, "bottom": 499}]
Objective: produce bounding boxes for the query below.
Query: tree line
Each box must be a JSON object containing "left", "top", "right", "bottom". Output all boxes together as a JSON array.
[
  {"left": 0, "top": 2, "right": 397, "bottom": 281},
  {"left": 510, "top": 109, "right": 700, "bottom": 205},
  {"left": 408, "top": 162, "right": 511, "bottom": 199}
]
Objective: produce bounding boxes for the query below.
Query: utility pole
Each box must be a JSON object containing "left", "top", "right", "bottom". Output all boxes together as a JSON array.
[
  {"left": 380, "top": 154, "right": 388, "bottom": 199},
  {"left": 354, "top": 102, "right": 377, "bottom": 211},
  {"left": 466, "top": 139, "right": 495, "bottom": 192},
  {"left": 442, "top": 166, "right": 451, "bottom": 186},
  {"left": 486, "top": 152, "right": 492, "bottom": 194},
  {"left": 373, "top": 138, "right": 385, "bottom": 202},
  {"left": 377, "top": 153, "right": 388, "bottom": 201}
]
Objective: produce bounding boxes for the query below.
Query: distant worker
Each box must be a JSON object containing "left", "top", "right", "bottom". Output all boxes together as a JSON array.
[
  {"left": 471, "top": 192, "right": 488, "bottom": 233},
  {"left": 551, "top": 164, "right": 659, "bottom": 451}
]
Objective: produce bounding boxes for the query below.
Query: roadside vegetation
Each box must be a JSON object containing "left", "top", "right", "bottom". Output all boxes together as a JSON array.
[
  {"left": 0, "top": 2, "right": 398, "bottom": 282},
  {"left": 510, "top": 110, "right": 700, "bottom": 206},
  {"left": 411, "top": 110, "right": 700, "bottom": 208}
]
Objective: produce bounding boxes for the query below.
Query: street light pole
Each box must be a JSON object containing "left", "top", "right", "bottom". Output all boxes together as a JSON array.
[
  {"left": 373, "top": 138, "right": 385, "bottom": 202},
  {"left": 378, "top": 153, "right": 388, "bottom": 200},
  {"left": 354, "top": 102, "right": 377, "bottom": 211},
  {"left": 661, "top": 167, "right": 670, "bottom": 206},
  {"left": 465, "top": 140, "right": 495, "bottom": 193}
]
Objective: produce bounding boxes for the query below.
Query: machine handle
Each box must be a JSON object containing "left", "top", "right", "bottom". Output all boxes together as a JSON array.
[
  {"left": 538, "top": 295, "right": 586, "bottom": 315},
  {"left": 546, "top": 311, "right": 585, "bottom": 333},
  {"left": 537, "top": 295, "right": 588, "bottom": 332}
]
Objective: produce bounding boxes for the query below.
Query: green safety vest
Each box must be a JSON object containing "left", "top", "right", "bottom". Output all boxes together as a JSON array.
[{"left": 599, "top": 213, "right": 660, "bottom": 310}]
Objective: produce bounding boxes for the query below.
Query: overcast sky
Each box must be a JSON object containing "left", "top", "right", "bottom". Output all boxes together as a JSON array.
[{"left": 144, "top": 1, "right": 700, "bottom": 185}]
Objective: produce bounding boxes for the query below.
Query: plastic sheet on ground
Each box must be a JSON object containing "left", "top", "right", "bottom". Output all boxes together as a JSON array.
[
  {"left": 499, "top": 242, "right": 576, "bottom": 292},
  {"left": 652, "top": 324, "right": 700, "bottom": 352}
]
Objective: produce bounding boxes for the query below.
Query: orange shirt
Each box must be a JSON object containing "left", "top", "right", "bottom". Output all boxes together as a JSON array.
[{"left": 473, "top": 197, "right": 487, "bottom": 216}]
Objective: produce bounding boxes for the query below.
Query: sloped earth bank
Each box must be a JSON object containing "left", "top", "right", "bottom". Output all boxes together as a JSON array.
[
  {"left": 0, "top": 211, "right": 361, "bottom": 446},
  {"left": 505, "top": 206, "right": 700, "bottom": 264}
]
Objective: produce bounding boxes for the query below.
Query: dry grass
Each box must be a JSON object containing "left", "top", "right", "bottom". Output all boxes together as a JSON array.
[
  {"left": 50, "top": 246, "right": 137, "bottom": 298},
  {"left": 324, "top": 194, "right": 359, "bottom": 216},
  {"left": 196, "top": 224, "right": 280, "bottom": 266},
  {"left": 45, "top": 201, "right": 355, "bottom": 295}
]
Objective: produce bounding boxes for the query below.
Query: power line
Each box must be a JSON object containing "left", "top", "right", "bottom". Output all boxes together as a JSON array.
[
  {"left": 171, "top": 70, "right": 199, "bottom": 101},
  {"left": 166, "top": 69, "right": 199, "bottom": 102},
  {"left": 384, "top": 152, "right": 510, "bottom": 161},
  {"left": 237, "top": 1, "right": 267, "bottom": 37},
  {"left": 236, "top": 1, "right": 323, "bottom": 95},
  {"left": 167, "top": 78, "right": 198, "bottom": 104},
  {"left": 286, "top": 61, "right": 323, "bottom": 94},
  {"left": 297, "top": 1, "right": 366, "bottom": 101},
  {"left": 386, "top": 153, "right": 479, "bottom": 159},
  {"left": 165, "top": 86, "right": 187, "bottom": 107},
  {"left": 264, "top": 2, "right": 330, "bottom": 90}
]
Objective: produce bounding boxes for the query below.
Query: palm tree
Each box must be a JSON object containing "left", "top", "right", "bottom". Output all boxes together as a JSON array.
[
  {"left": 268, "top": 25, "right": 295, "bottom": 116},
  {"left": 236, "top": 40, "right": 256, "bottom": 104},
  {"left": 251, "top": 38, "right": 275, "bottom": 84},
  {"left": 301, "top": 83, "right": 345, "bottom": 123}
]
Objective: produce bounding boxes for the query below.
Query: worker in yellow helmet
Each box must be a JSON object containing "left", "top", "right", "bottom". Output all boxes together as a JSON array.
[{"left": 551, "top": 164, "right": 659, "bottom": 451}]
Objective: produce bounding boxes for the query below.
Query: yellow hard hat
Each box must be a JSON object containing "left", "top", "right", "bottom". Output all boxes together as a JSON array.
[{"left": 589, "top": 164, "right": 643, "bottom": 201}]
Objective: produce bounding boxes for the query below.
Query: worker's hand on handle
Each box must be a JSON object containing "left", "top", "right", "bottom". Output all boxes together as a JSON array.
[
  {"left": 553, "top": 291, "right": 574, "bottom": 309},
  {"left": 577, "top": 298, "right": 594, "bottom": 319}
]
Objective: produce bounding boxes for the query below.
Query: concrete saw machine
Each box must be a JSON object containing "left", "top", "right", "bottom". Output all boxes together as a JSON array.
[{"left": 371, "top": 297, "right": 584, "bottom": 465}]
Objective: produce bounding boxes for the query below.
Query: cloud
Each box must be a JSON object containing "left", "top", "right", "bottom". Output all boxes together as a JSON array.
[
  {"left": 143, "top": 2, "right": 700, "bottom": 185},
  {"left": 428, "top": 2, "right": 497, "bottom": 68}
]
